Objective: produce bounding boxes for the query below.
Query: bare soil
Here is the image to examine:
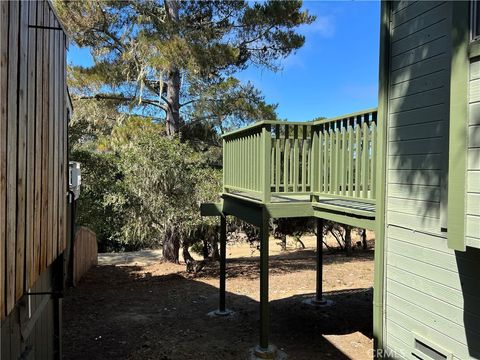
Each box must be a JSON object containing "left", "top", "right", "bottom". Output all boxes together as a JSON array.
[{"left": 63, "top": 235, "right": 375, "bottom": 360}]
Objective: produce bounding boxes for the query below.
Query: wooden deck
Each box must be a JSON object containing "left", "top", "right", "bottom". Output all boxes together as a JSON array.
[
  {"left": 227, "top": 190, "right": 310, "bottom": 203},
  {"left": 213, "top": 190, "right": 376, "bottom": 230},
  {"left": 314, "top": 197, "right": 375, "bottom": 214},
  {"left": 215, "top": 109, "right": 379, "bottom": 229}
]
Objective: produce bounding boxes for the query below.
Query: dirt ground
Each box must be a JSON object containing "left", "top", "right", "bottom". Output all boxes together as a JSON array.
[{"left": 62, "top": 234, "right": 375, "bottom": 360}]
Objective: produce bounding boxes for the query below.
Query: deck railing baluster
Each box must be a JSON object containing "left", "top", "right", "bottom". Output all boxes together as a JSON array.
[
  {"left": 311, "top": 128, "right": 318, "bottom": 193},
  {"left": 355, "top": 117, "right": 361, "bottom": 198},
  {"left": 340, "top": 126, "right": 347, "bottom": 196},
  {"left": 334, "top": 126, "right": 340, "bottom": 195},
  {"left": 255, "top": 133, "right": 259, "bottom": 191},
  {"left": 329, "top": 128, "right": 335, "bottom": 195},
  {"left": 324, "top": 129, "right": 329, "bottom": 194},
  {"left": 275, "top": 125, "right": 281, "bottom": 193},
  {"left": 240, "top": 138, "right": 246, "bottom": 189},
  {"left": 361, "top": 120, "right": 369, "bottom": 199},
  {"left": 371, "top": 121, "right": 377, "bottom": 199},
  {"left": 348, "top": 123, "right": 354, "bottom": 197},
  {"left": 309, "top": 140, "right": 312, "bottom": 188},
  {"left": 262, "top": 124, "right": 271, "bottom": 203},
  {"left": 302, "top": 125, "right": 307, "bottom": 193},
  {"left": 293, "top": 126, "right": 299, "bottom": 193},
  {"left": 284, "top": 125, "right": 290, "bottom": 193},
  {"left": 246, "top": 136, "right": 249, "bottom": 189},
  {"left": 271, "top": 141, "right": 275, "bottom": 188},
  {"left": 253, "top": 135, "right": 256, "bottom": 190},
  {"left": 318, "top": 130, "right": 323, "bottom": 193},
  {"left": 223, "top": 139, "right": 227, "bottom": 191}
]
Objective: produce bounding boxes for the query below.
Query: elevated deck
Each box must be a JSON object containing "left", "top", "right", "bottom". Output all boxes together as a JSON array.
[
  {"left": 200, "top": 108, "right": 381, "bottom": 354},
  {"left": 202, "top": 108, "right": 379, "bottom": 229}
]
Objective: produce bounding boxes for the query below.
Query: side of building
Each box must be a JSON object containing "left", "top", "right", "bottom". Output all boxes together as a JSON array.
[
  {"left": 380, "top": 2, "right": 480, "bottom": 359},
  {"left": 0, "top": 1, "right": 69, "bottom": 358}
]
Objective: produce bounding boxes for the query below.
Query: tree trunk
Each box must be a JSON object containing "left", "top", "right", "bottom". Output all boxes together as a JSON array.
[
  {"left": 202, "top": 239, "right": 209, "bottom": 260},
  {"left": 344, "top": 226, "right": 352, "bottom": 256},
  {"left": 182, "top": 245, "right": 195, "bottom": 263},
  {"left": 211, "top": 233, "right": 220, "bottom": 261},
  {"left": 278, "top": 234, "right": 287, "bottom": 251},
  {"left": 165, "top": 0, "right": 181, "bottom": 136},
  {"left": 362, "top": 229, "right": 368, "bottom": 249},
  {"left": 163, "top": 229, "right": 180, "bottom": 263},
  {"left": 166, "top": 67, "right": 181, "bottom": 136},
  {"left": 294, "top": 236, "right": 305, "bottom": 249}
]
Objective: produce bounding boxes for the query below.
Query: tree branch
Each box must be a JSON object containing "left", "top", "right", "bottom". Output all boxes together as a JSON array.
[{"left": 76, "top": 94, "right": 168, "bottom": 112}]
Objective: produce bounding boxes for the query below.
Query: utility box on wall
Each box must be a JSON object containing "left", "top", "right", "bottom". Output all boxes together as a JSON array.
[{"left": 69, "top": 161, "right": 81, "bottom": 200}]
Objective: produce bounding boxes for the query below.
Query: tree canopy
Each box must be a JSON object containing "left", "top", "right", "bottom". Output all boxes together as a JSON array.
[
  {"left": 55, "top": 0, "right": 314, "bottom": 135},
  {"left": 58, "top": 0, "right": 316, "bottom": 262}
]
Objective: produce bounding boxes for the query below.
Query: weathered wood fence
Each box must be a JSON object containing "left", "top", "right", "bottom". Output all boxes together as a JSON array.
[
  {"left": 73, "top": 227, "right": 98, "bottom": 286},
  {"left": 0, "top": 0, "right": 69, "bottom": 319}
]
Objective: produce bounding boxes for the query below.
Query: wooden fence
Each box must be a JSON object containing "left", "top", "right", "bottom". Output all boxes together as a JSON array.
[
  {"left": 0, "top": 1, "right": 69, "bottom": 319},
  {"left": 73, "top": 227, "right": 98, "bottom": 286}
]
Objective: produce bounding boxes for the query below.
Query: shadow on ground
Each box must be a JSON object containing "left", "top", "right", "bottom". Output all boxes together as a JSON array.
[
  {"left": 63, "top": 259, "right": 372, "bottom": 360},
  {"left": 196, "top": 247, "right": 374, "bottom": 280}
]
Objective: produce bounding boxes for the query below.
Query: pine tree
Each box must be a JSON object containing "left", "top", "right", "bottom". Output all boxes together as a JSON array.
[{"left": 56, "top": 0, "right": 314, "bottom": 135}]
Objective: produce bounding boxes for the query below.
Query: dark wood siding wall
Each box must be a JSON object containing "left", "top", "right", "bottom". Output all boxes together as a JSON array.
[
  {"left": 1, "top": 262, "right": 58, "bottom": 359},
  {"left": 0, "top": 0, "right": 68, "bottom": 320}
]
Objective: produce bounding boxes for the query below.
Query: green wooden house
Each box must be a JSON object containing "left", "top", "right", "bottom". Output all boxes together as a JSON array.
[{"left": 202, "top": 1, "right": 480, "bottom": 359}]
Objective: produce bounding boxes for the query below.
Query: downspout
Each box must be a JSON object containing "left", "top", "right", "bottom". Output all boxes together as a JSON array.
[
  {"left": 373, "top": 0, "right": 391, "bottom": 354},
  {"left": 66, "top": 190, "right": 76, "bottom": 287}
]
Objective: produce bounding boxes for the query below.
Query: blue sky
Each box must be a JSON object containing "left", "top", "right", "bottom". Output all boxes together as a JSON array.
[{"left": 67, "top": 1, "right": 380, "bottom": 121}]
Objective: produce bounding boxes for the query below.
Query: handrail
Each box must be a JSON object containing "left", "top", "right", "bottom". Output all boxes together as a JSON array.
[
  {"left": 221, "top": 108, "right": 378, "bottom": 139},
  {"left": 222, "top": 120, "right": 268, "bottom": 139},
  {"left": 312, "top": 107, "right": 378, "bottom": 126},
  {"left": 222, "top": 120, "right": 314, "bottom": 140}
]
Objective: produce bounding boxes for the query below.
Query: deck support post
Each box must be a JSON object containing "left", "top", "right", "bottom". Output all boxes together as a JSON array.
[
  {"left": 259, "top": 209, "right": 270, "bottom": 350},
  {"left": 219, "top": 215, "right": 227, "bottom": 312},
  {"left": 316, "top": 217, "right": 324, "bottom": 303},
  {"left": 209, "top": 214, "right": 233, "bottom": 317},
  {"left": 303, "top": 217, "right": 332, "bottom": 308},
  {"left": 251, "top": 208, "right": 283, "bottom": 359}
]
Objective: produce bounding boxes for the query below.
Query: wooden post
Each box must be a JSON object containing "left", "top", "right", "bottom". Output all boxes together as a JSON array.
[
  {"left": 262, "top": 125, "right": 271, "bottom": 203},
  {"left": 311, "top": 126, "right": 319, "bottom": 193},
  {"left": 259, "top": 209, "right": 270, "bottom": 349}
]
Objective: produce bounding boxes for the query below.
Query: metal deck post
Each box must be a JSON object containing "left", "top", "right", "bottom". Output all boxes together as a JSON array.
[
  {"left": 303, "top": 217, "right": 332, "bottom": 308},
  {"left": 316, "top": 218, "right": 324, "bottom": 303},
  {"left": 219, "top": 215, "right": 226, "bottom": 312},
  {"left": 259, "top": 209, "right": 270, "bottom": 349},
  {"left": 210, "top": 214, "right": 233, "bottom": 317},
  {"left": 253, "top": 210, "right": 282, "bottom": 359}
]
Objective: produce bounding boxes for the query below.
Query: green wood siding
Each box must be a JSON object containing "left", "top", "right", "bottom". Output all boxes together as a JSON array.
[
  {"left": 382, "top": 2, "right": 480, "bottom": 359},
  {"left": 386, "top": 1, "right": 451, "bottom": 237},
  {"left": 467, "top": 59, "right": 480, "bottom": 247},
  {"left": 385, "top": 226, "right": 480, "bottom": 359}
]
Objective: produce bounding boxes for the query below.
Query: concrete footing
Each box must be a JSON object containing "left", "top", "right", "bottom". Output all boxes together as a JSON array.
[
  {"left": 248, "top": 345, "right": 287, "bottom": 360},
  {"left": 206, "top": 309, "right": 234, "bottom": 317},
  {"left": 302, "top": 297, "right": 334, "bottom": 308}
]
